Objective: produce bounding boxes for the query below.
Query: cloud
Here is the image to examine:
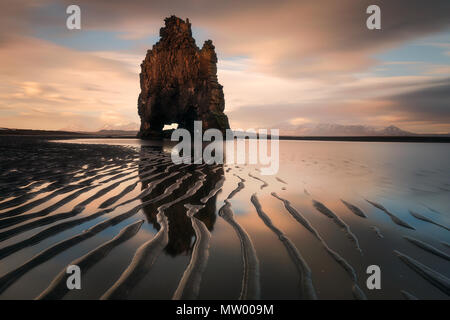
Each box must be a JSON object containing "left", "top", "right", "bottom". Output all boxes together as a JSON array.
[
  {"left": 228, "top": 77, "right": 450, "bottom": 133},
  {"left": 389, "top": 78, "right": 450, "bottom": 121},
  {"left": 44, "top": 0, "right": 450, "bottom": 78},
  {"left": 0, "top": 108, "right": 102, "bottom": 131},
  {"left": 3, "top": 0, "right": 450, "bottom": 77},
  {"left": 0, "top": 0, "right": 448, "bottom": 132},
  {"left": 426, "top": 65, "right": 450, "bottom": 75},
  {"left": 0, "top": 36, "right": 140, "bottom": 130}
]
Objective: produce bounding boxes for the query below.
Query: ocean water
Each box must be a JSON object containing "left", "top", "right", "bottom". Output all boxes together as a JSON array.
[{"left": 0, "top": 137, "right": 449, "bottom": 299}]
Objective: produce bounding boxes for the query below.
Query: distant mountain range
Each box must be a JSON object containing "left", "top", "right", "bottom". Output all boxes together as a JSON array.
[
  {"left": 95, "top": 123, "right": 139, "bottom": 136},
  {"left": 57, "top": 121, "right": 445, "bottom": 137},
  {"left": 98, "top": 122, "right": 140, "bottom": 131},
  {"left": 59, "top": 122, "right": 140, "bottom": 135},
  {"left": 3, "top": 123, "right": 448, "bottom": 138},
  {"left": 276, "top": 123, "right": 418, "bottom": 136}
]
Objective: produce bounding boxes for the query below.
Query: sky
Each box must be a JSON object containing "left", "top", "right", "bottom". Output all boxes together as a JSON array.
[{"left": 0, "top": 0, "right": 449, "bottom": 133}]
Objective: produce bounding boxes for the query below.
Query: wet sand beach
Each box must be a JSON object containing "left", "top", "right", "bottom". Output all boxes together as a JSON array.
[{"left": 0, "top": 136, "right": 449, "bottom": 299}]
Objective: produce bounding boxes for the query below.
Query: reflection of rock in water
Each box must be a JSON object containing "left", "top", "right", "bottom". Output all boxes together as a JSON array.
[{"left": 139, "top": 146, "right": 222, "bottom": 256}]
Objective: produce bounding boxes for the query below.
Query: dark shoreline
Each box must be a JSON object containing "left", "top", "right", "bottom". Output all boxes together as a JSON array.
[
  {"left": 1, "top": 128, "right": 450, "bottom": 143},
  {"left": 276, "top": 135, "right": 450, "bottom": 143},
  {"left": 2, "top": 134, "right": 450, "bottom": 143}
]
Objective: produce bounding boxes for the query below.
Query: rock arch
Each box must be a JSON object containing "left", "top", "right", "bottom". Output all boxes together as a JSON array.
[{"left": 137, "top": 16, "right": 230, "bottom": 139}]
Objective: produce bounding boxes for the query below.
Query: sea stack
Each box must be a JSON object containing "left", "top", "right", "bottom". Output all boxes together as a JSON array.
[{"left": 137, "top": 16, "right": 230, "bottom": 139}]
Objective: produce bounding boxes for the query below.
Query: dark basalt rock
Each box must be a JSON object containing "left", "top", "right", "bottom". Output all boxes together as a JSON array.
[{"left": 137, "top": 16, "right": 230, "bottom": 139}]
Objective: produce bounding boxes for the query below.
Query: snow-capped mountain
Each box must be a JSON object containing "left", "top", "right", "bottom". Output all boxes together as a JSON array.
[
  {"left": 97, "top": 122, "right": 140, "bottom": 132},
  {"left": 276, "top": 123, "right": 414, "bottom": 136}
]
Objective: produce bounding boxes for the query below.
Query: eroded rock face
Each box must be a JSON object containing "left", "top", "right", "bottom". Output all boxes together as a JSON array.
[{"left": 137, "top": 16, "right": 230, "bottom": 138}]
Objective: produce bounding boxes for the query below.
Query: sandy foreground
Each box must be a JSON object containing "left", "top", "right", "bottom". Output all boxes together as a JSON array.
[{"left": 0, "top": 136, "right": 449, "bottom": 299}]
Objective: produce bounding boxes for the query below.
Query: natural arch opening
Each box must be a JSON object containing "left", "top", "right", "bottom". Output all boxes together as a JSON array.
[{"left": 162, "top": 123, "right": 179, "bottom": 131}]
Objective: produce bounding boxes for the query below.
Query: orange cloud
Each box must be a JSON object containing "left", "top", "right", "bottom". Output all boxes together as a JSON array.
[
  {"left": 0, "top": 36, "right": 140, "bottom": 130},
  {"left": 0, "top": 0, "right": 448, "bottom": 133}
]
